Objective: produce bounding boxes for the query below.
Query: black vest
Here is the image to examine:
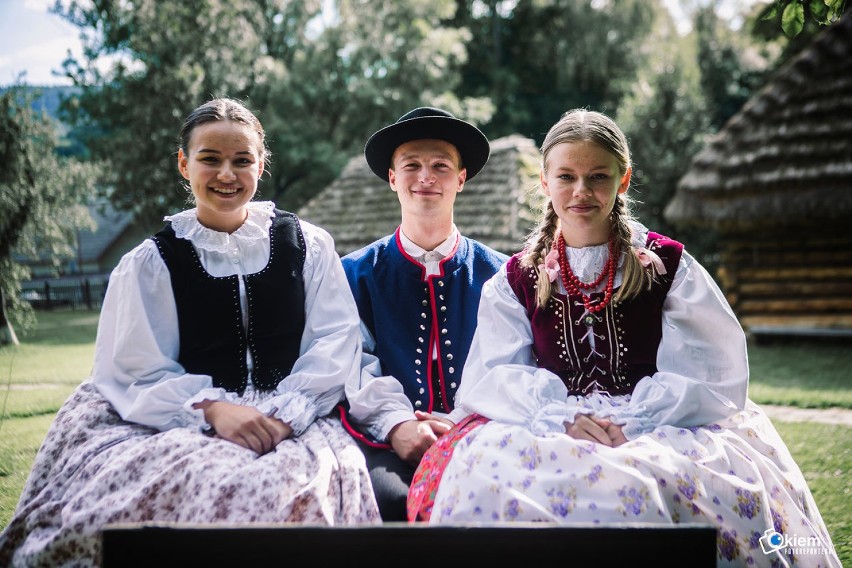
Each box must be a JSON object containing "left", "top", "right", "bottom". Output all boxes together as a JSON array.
[{"left": 152, "top": 210, "right": 307, "bottom": 394}]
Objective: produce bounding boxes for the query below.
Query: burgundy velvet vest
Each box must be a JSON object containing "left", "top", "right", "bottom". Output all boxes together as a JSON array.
[{"left": 507, "top": 232, "right": 683, "bottom": 396}]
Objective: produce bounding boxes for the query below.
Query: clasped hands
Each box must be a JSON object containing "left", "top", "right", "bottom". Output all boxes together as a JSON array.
[
  {"left": 194, "top": 400, "right": 293, "bottom": 455},
  {"left": 565, "top": 413, "right": 627, "bottom": 447},
  {"left": 388, "top": 410, "right": 627, "bottom": 465}
]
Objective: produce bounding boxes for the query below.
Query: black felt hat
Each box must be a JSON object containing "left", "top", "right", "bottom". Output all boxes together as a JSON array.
[{"left": 364, "top": 107, "right": 490, "bottom": 182}]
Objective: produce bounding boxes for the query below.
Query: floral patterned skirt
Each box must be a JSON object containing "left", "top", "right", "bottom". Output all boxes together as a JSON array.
[
  {"left": 410, "top": 401, "right": 839, "bottom": 568},
  {"left": 0, "top": 380, "right": 380, "bottom": 567}
]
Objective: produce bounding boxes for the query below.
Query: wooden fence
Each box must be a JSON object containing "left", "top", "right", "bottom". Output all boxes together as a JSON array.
[{"left": 21, "top": 278, "right": 108, "bottom": 311}]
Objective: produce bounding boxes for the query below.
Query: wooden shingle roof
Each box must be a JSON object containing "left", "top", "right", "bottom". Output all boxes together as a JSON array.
[
  {"left": 297, "top": 135, "right": 543, "bottom": 256},
  {"left": 664, "top": 14, "right": 852, "bottom": 231}
]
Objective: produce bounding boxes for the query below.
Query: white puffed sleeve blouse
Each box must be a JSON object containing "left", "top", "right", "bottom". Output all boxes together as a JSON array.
[
  {"left": 92, "top": 201, "right": 361, "bottom": 436},
  {"left": 447, "top": 224, "right": 749, "bottom": 440}
]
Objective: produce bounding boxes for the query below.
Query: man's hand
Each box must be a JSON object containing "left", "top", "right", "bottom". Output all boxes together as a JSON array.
[
  {"left": 413, "top": 410, "right": 454, "bottom": 430},
  {"left": 388, "top": 412, "right": 453, "bottom": 466},
  {"left": 195, "top": 400, "right": 292, "bottom": 455}
]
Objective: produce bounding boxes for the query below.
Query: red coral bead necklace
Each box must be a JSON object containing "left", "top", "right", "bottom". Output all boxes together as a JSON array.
[{"left": 556, "top": 232, "right": 618, "bottom": 315}]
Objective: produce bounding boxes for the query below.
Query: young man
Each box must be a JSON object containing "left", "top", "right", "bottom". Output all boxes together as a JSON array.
[{"left": 340, "top": 107, "right": 508, "bottom": 521}]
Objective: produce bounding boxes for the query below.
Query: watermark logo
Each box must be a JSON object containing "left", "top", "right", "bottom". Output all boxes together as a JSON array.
[
  {"left": 759, "top": 529, "right": 785, "bottom": 554},
  {"left": 758, "top": 528, "right": 833, "bottom": 557}
]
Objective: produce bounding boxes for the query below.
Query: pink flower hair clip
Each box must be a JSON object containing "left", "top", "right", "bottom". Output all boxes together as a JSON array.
[
  {"left": 635, "top": 247, "right": 666, "bottom": 275},
  {"left": 538, "top": 247, "right": 560, "bottom": 282}
]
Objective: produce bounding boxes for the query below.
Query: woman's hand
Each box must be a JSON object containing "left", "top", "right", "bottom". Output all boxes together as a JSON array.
[
  {"left": 565, "top": 414, "right": 627, "bottom": 447},
  {"left": 195, "top": 400, "right": 292, "bottom": 455},
  {"left": 605, "top": 421, "right": 628, "bottom": 447}
]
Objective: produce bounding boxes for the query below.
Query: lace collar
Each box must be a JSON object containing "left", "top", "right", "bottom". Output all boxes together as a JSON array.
[
  {"left": 562, "top": 221, "right": 649, "bottom": 282},
  {"left": 164, "top": 201, "right": 276, "bottom": 253}
]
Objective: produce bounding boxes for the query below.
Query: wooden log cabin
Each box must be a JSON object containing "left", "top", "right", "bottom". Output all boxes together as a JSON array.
[{"left": 664, "top": 14, "right": 852, "bottom": 338}]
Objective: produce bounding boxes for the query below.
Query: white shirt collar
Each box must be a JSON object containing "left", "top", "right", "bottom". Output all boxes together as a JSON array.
[{"left": 399, "top": 225, "right": 459, "bottom": 263}]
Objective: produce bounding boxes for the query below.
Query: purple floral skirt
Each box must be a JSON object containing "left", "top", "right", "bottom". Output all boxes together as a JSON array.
[
  {"left": 410, "top": 401, "right": 839, "bottom": 567},
  {"left": 0, "top": 380, "right": 380, "bottom": 567}
]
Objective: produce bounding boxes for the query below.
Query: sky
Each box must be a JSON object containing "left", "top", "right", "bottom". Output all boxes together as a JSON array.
[
  {"left": 0, "top": 0, "right": 762, "bottom": 89},
  {"left": 0, "top": 0, "right": 83, "bottom": 87}
]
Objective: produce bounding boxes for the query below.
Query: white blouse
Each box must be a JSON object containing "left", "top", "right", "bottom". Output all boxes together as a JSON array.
[
  {"left": 91, "top": 201, "right": 362, "bottom": 436},
  {"left": 445, "top": 224, "right": 750, "bottom": 440}
]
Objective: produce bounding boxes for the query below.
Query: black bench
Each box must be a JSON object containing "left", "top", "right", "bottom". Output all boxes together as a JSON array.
[{"left": 101, "top": 522, "right": 717, "bottom": 567}]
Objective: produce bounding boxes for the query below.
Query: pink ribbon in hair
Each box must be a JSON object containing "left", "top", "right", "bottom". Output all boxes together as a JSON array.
[
  {"left": 538, "top": 247, "right": 560, "bottom": 282},
  {"left": 635, "top": 247, "right": 666, "bottom": 274}
]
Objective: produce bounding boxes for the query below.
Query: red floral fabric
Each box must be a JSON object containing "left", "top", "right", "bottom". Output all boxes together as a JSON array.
[{"left": 407, "top": 413, "right": 489, "bottom": 522}]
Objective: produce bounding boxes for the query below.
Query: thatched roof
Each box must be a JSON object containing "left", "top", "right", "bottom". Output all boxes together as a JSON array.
[
  {"left": 297, "top": 135, "right": 543, "bottom": 256},
  {"left": 665, "top": 14, "right": 852, "bottom": 232}
]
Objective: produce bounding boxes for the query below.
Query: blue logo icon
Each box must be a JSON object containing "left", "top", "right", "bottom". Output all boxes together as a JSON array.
[{"left": 759, "top": 529, "right": 785, "bottom": 554}]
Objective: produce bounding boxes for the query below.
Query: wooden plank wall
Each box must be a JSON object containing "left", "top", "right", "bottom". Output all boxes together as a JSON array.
[{"left": 716, "top": 231, "right": 852, "bottom": 336}]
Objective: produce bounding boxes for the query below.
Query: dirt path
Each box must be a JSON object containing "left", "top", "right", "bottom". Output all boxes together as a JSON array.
[{"left": 761, "top": 404, "right": 852, "bottom": 426}]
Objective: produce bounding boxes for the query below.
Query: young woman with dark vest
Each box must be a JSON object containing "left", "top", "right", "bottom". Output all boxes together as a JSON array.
[{"left": 0, "top": 98, "right": 379, "bottom": 567}]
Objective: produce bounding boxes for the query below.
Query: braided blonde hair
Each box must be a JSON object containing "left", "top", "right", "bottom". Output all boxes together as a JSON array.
[{"left": 522, "top": 109, "right": 654, "bottom": 308}]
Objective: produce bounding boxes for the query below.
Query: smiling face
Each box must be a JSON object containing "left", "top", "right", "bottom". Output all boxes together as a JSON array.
[
  {"left": 541, "top": 140, "right": 631, "bottom": 247},
  {"left": 388, "top": 139, "right": 466, "bottom": 223},
  {"left": 177, "top": 120, "right": 264, "bottom": 233}
]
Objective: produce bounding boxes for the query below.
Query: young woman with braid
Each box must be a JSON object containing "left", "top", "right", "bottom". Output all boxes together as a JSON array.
[{"left": 407, "top": 109, "right": 839, "bottom": 567}]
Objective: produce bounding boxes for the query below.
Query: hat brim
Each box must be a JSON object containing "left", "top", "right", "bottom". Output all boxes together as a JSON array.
[{"left": 364, "top": 116, "right": 490, "bottom": 182}]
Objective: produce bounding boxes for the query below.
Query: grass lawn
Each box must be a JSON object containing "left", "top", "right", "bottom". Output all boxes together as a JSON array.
[
  {"left": 748, "top": 337, "right": 852, "bottom": 409},
  {"left": 0, "top": 414, "right": 54, "bottom": 522},
  {"left": 774, "top": 421, "right": 851, "bottom": 564},
  {"left": 0, "top": 310, "right": 98, "bottom": 418},
  {"left": 0, "top": 310, "right": 849, "bottom": 565}
]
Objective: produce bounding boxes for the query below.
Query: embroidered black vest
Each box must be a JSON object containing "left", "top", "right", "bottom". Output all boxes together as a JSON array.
[{"left": 152, "top": 210, "right": 307, "bottom": 394}]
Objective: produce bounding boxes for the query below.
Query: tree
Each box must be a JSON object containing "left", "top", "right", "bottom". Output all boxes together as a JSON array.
[
  {"left": 249, "top": 0, "right": 490, "bottom": 208},
  {"left": 0, "top": 85, "right": 96, "bottom": 345},
  {"left": 56, "top": 0, "right": 272, "bottom": 221},
  {"left": 759, "top": 0, "right": 847, "bottom": 37},
  {"left": 694, "top": 6, "right": 770, "bottom": 129},
  {"left": 54, "top": 0, "right": 487, "bottom": 216},
  {"left": 747, "top": 0, "right": 849, "bottom": 69},
  {"left": 617, "top": 4, "right": 773, "bottom": 270},
  {"left": 451, "top": 0, "right": 665, "bottom": 144},
  {"left": 616, "top": 26, "right": 717, "bottom": 265}
]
